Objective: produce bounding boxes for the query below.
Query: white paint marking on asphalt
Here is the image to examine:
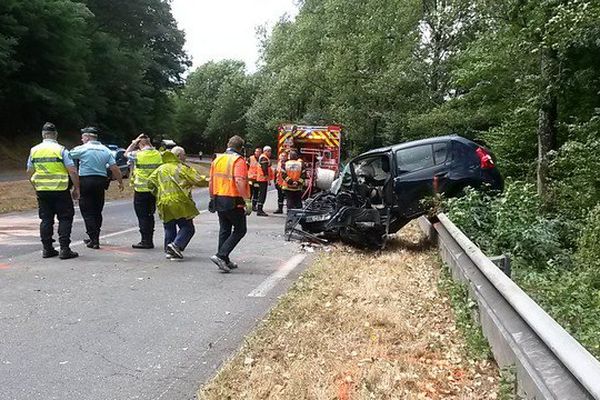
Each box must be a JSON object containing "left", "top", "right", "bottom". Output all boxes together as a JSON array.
[
  {"left": 248, "top": 254, "right": 307, "bottom": 298},
  {"left": 71, "top": 227, "right": 139, "bottom": 247},
  {"left": 71, "top": 210, "right": 209, "bottom": 247}
]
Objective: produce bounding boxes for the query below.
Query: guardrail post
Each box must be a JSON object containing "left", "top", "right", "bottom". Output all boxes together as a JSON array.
[{"left": 489, "top": 254, "right": 511, "bottom": 277}]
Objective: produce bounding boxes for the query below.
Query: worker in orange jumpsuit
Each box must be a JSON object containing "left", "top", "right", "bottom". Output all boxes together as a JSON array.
[
  {"left": 209, "top": 136, "right": 252, "bottom": 273},
  {"left": 274, "top": 152, "right": 288, "bottom": 214},
  {"left": 247, "top": 147, "right": 261, "bottom": 211},
  {"left": 281, "top": 150, "right": 306, "bottom": 211}
]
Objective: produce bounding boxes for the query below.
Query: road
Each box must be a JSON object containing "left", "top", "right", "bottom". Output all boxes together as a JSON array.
[{"left": 0, "top": 190, "right": 308, "bottom": 400}]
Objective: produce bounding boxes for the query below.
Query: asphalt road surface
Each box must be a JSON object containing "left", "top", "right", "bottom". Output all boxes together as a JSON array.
[{"left": 0, "top": 190, "right": 308, "bottom": 400}]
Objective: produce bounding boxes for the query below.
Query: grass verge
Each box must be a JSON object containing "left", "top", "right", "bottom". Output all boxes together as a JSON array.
[
  {"left": 199, "top": 222, "right": 500, "bottom": 399},
  {"left": 0, "top": 164, "right": 209, "bottom": 214}
]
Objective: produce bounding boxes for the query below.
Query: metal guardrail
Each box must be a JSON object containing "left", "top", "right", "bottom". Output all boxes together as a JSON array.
[{"left": 419, "top": 214, "right": 600, "bottom": 400}]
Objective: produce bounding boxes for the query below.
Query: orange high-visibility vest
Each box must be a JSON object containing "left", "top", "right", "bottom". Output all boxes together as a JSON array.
[
  {"left": 276, "top": 160, "right": 285, "bottom": 187},
  {"left": 256, "top": 153, "right": 271, "bottom": 182},
  {"left": 211, "top": 153, "right": 244, "bottom": 197},
  {"left": 283, "top": 159, "right": 303, "bottom": 191},
  {"left": 247, "top": 155, "right": 259, "bottom": 180}
]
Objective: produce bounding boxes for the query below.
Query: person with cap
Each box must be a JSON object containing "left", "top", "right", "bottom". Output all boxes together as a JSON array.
[
  {"left": 125, "top": 133, "right": 163, "bottom": 249},
  {"left": 27, "top": 122, "right": 80, "bottom": 259},
  {"left": 247, "top": 147, "right": 261, "bottom": 211},
  {"left": 70, "top": 127, "right": 123, "bottom": 249},
  {"left": 148, "top": 146, "right": 205, "bottom": 260},
  {"left": 274, "top": 151, "right": 288, "bottom": 214},
  {"left": 281, "top": 150, "right": 306, "bottom": 211},
  {"left": 255, "top": 145, "right": 274, "bottom": 216},
  {"left": 209, "top": 135, "right": 252, "bottom": 273}
]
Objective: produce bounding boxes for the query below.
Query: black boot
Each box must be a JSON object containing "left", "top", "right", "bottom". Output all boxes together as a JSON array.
[
  {"left": 42, "top": 241, "right": 58, "bottom": 258},
  {"left": 273, "top": 205, "right": 284, "bottom": 214},
  {"left": 256, "top": 206, "right": 268, "bottom": 217},
  {"left": 132, "top": 233, "right": 154, "bottom": 249},
  {"left": 43, "top": 247, "right": 59, "bottom": 258},
  {"left": 86, "top": 233, "right": 100, "bottom": 249},
  {"left": 59, "top": 247, "right": 79, "bottom": 260}
]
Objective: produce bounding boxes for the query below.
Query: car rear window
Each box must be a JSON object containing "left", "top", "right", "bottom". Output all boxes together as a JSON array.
[
  {"left": 433, "top": 142, "right": 448, "bottom": 165},
  {"left": 396, "top": 145, "right": 434, "bottom": 172}
]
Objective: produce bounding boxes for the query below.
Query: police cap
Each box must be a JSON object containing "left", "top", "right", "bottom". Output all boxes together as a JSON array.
[
  {"left": 42, "top": 122, "right": 57, "bottom": 133},
  {"left": 81, "top": 126, "right": 99, "bottom": 135}
]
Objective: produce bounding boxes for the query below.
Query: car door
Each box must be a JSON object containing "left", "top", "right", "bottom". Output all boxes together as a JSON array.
[{"left": 393, "top": 141, "right": 450, "bottom": 218}]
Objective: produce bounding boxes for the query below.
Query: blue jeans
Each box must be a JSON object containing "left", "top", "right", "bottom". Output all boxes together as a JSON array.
[{"left": 164, "top": 218, "right": 195, "bottom": 251}]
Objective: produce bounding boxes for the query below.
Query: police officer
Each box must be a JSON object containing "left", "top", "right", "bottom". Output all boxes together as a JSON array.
[
  {"left": 282, "top": 150, "right": 306, "bottom": 210},
  {"left": 209, "top": 136, "right": 252, "bottom": 273},
  {"left": 27, "top": 123, "right": 80, "bottom": 259},
  {"left": 255, "top": 146, "right": 273, "bottom": 217},
  {"left": 125, "top": 133, "right": 163, "bottom": 249},
  {"left": 70, "top": 127, "right": 123, "bottom": 249}
]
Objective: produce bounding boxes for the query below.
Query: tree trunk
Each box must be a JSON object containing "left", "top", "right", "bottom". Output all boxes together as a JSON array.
[{"left": 537, "top": 47, "right": 558, "bottom": 200}]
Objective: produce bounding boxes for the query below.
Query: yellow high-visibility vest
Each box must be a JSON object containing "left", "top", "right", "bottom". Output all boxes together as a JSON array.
[
  {"left": 133, "top": 149, "right": 162, "bottom": 192},
  {"left": 30, "top": 142, "right": 69, "bottom": 191}
]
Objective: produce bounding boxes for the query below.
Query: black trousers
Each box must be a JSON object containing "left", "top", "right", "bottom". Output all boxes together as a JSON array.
[
  {"left": 217, "top": 208, "right": 247, "bottom": 262},
  {"left": 37, "top": 190, "right": 74, "bottom": 249},
  {"left": 79, "top": 175, "right": 107, "bottom": 241},
  {"left": 250, "top": 182, "right": 259, "bottom": 208},
  {"left": 134, "top": 191, "right": 156, "bottom": 242},
  {"left": 285, "top": 190, "right": 303, "bottom": 211},
  {"left": 276, "top": 185, "right": 285, "bottom": 210},
  {"left": 256, "top": 182, "right": 268, "bottom": 207}
]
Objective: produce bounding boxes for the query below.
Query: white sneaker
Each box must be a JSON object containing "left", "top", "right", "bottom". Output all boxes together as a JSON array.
[{"left": 166, "top": 243, "right": 184, "bottom": 259}]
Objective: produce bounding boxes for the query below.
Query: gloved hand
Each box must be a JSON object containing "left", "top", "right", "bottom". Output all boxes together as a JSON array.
[{"left": 245, "top": 200, "right": 252, "bottom": 216}]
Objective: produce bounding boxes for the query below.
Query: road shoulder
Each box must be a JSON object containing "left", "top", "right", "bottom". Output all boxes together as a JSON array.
[{"left": 199, "top": 222, "right": 500, "bottom": 399}]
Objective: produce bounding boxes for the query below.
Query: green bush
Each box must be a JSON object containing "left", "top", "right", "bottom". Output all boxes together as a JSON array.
[
  {"left": 446, "top": 182, "right": 568, "bottom": 269},
  {"left": 445, "top": 182, "right": 600, "bottom": 358}
]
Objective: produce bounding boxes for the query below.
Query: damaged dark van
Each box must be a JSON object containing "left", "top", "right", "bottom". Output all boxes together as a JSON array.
[{"left": 285, "top": 135, "right": 503, "bottom": 248}]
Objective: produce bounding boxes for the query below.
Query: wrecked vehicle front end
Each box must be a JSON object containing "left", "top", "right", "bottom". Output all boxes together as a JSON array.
[{"left": 285, "top": 155, "right": 409, "bottom": 249}]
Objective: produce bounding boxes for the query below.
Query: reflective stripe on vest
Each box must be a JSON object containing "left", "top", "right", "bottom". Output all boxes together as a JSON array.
[
  {"left": 133, "top": 150, "right": 163, "bottom": 192},
  {"left": 247, "top": 155, "right": 259, "bottom": 180},
  {"left": 276, "top": 161, "right": 285, "bottom": 186},
  {"left": 283, "top": 160, "right": 303, "bottom": 191},
  {"left": 256, "top": 154, "right": 270, "bottom": 182},
  {"left": 30, "top": 143, "right": 69, "bottom": 191},
  {"left": 212, "top": 153, "right": 243, "bottom": 197}
]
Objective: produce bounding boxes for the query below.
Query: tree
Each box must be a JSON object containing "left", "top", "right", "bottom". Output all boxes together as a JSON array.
[{"left": 173, "top": 60, "right": 255, "bottom": 152}]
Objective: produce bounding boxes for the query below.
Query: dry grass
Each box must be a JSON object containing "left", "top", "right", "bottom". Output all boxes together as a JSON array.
[
  {"left": 0, "top": 164, "right": 210, "bottom": 214},
  {"left": 199, "top": 222, "right": 500, "bottom": 400}
]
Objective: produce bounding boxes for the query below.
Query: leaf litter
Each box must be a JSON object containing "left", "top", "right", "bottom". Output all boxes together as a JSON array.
[{"left": 199, "top": 222, "right": 499, "bottom": 399}]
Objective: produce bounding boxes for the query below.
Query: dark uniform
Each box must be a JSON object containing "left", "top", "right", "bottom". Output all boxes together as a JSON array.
[
  {"left": 27, "top": 123, "right": 79, "bottom": 259},
  {"left": 69, "top": 128, "right": 118, "bottom": 248},
  {"left": 129, "top": 146, "right": 163, "bottom": 248}
]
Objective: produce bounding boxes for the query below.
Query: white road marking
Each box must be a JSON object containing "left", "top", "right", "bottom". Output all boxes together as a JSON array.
[
  {"left": 71, "top": 210, "right": 208, "bottom": 247},
  {"left": 71, "top": 227, "right": 139, "bottom": 247},
  {"left": 248, "top": 254, "right": 307, "bottom": 298}
]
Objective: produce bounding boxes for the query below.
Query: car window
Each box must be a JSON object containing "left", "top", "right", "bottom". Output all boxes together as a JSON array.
[
  {"left": 353, "top": 156, "right": 391, "bottom": 181},
  {"left": 433, "top": 142, "right": 448, "bottom": 165},
  {"left": 396, "top": 145, "right": 434, "bottom": 172}
]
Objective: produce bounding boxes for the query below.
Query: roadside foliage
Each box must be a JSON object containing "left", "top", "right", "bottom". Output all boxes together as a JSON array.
[{"left": 2, "top": 0, "right": 599, "bottom": 361}]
